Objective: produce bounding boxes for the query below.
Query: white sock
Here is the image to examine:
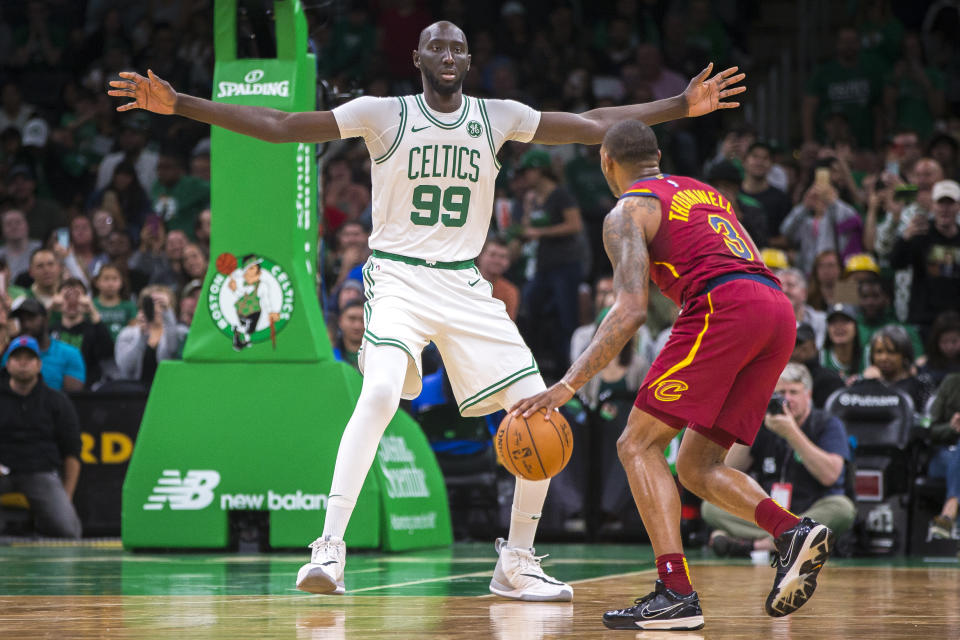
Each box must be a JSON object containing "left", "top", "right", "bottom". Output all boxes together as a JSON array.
[
  {"left": 321, "top": 345, "right": 409, "bottom": 539},
  {"left": 493, "top": 373, "right": 551, "bottom": 549},
  {"left": 508, "top": 478, "right": 551, "bottom": 549}
]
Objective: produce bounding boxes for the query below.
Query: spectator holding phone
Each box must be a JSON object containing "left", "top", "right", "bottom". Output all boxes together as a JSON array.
[
  {"left": 702, "top": 363, "right": 856, "bottom": 557},
  {"left": 48, "top": 278, "right": 114, "bottom": 388},
  {"left": 114, "top": 285, "right": 186, "bottom": 388},
  {"left": 890, "top": 180, "right": 960, "bottom": 333},
  {"left": 781, "top": 166, "right": 863, "bottom": 274},
  {"left": 873, "top": 158, "right": 943, "bottom": 259}
]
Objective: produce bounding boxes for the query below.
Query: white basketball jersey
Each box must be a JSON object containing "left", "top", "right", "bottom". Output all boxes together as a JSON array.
[{"left": 333, "top": 94, "right": 541, "bottom": 262}]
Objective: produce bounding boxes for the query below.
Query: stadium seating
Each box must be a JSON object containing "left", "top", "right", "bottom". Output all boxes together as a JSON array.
[{"left": 826, "top": 380, "right": 915, "bottom": 555}]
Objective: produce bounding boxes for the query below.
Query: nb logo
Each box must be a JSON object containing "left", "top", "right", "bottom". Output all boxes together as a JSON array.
[
  {"left": 244, "top": 69, "right": 264, "bottom": 83},
  {"left": 653, "top": 379, "right": 688, "bottom": 402},
  {"left": 143, "top": 470, "right": 221, "bottom": 511}
]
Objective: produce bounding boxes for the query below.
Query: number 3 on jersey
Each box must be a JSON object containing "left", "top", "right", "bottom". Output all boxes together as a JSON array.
[
  {"left": 411, "top": 185, "right": 472, "bottom": 227},
  {"left": 707, "top": 214, "right": 755, "bottom": 261}
]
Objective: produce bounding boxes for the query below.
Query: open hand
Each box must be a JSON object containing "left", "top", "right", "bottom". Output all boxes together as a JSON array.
[
  {"left": 108, "top": 69, "right": 177, "bottom": 114},
  {"left": 509, "top": 381, "right": 574, "bottom": 419},
  {"left": 683, "top": 63, "right": 746, "bottom": 118}
]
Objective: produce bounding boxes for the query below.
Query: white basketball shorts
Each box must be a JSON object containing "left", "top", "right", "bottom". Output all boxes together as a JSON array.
[{"left": 358, "top": 253, "right": 539, "bottom": 417}]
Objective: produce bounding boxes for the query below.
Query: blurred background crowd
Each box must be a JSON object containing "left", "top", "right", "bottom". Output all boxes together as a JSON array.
[{"left": 0, "top": 0, "right": 959, "bottom": 546}]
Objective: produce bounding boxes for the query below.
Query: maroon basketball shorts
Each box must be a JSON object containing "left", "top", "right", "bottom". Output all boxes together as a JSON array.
[{"left": 635, "top": 277, "right": 796, "bottom": 448}]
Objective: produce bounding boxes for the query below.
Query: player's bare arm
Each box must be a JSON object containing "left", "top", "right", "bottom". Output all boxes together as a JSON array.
[
  {"left": 108, "top": 69, "right": 341, "bottom": 144},
  {"left": 511, "top": 196, "right": 658, "bottom": 417},
  {"left": 532, "top": 63, "right": 746, "bottom": 145}
]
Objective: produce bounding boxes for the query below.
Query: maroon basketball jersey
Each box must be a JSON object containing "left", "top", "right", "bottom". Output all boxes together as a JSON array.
[{"left": 619, "top": 174, "right": 775, "bottom": 307}]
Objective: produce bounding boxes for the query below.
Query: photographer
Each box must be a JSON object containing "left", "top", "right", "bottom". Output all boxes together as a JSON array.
[{"left": 703, "top": 363, "right": 856, "bottom": 556}]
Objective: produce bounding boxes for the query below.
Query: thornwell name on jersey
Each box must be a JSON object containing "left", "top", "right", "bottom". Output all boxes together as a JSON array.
[{"left": 216, "top": 68, "right": 289, "bottom": 99}]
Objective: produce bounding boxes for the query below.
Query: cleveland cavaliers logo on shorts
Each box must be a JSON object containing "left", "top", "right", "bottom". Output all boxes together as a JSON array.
[{"left": 653, "top": 379, "right": 689, "bottom": 402}]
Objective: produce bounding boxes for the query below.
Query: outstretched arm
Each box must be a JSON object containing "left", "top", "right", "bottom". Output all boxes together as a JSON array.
[
  {"left": 108, "top": 70, "right": 341, "bottom": 144},
  {"left": 511, "top": 196, "right": 655, "bottom": 417},
  {"left": 531, "top": 63, "right": 746, "bottom": 145}
]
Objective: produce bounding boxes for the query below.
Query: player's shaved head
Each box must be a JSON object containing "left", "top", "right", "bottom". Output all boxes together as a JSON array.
[
  {"left": 418, "top": 21, "right": 467, "bottom": 49},
  {"left": 602, "top": 120, "right": 660, "bottom": 167}
]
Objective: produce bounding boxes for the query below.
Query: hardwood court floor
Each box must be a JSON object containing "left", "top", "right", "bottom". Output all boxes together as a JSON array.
[{"left": 0, "top": 543, "right": 957, "bottom": 639}]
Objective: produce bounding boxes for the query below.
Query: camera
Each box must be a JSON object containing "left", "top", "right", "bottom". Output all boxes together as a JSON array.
[{"left": 767, "top": 392, "right": 786, "bottom": 415}]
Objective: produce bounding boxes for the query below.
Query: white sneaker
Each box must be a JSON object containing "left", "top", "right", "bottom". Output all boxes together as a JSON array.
[
  {"left": 296, "top": 534, "right": 346, "bottom": 594},
  {"left": 489, "top": 537, "right": 573, "bottom": 602}
]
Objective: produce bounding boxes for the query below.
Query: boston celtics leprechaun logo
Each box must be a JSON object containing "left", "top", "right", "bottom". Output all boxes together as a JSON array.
[{"left": 209, "top": 253, "right": 294, "bottom": 351}]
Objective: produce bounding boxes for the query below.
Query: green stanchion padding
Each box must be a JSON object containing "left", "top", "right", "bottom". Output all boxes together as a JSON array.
[{"left": 121, "top": 0, "right": 451, "bottom": 551}]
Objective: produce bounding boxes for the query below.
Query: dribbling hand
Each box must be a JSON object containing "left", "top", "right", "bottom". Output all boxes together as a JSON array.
[
  {"left": 108, "top": 69, "right": 177, "bottom": 115},
  {"left": 683, "top": 63, "right": 747, "bottom": 118},
  {"left": 510, "top": 382, "right": 574, "bottom": 419}
]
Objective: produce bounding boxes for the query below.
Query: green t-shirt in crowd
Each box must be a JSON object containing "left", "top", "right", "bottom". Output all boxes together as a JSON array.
[
  {"left": 95, "top": 298, "right": 138, "bottom": 342},
  {"left": 886, "top": 66, "right": 945, "bottom": 141},
  {"left": 806, "top": 58, "right": 883, "bottom": 148},
  {"left": 6, "top": 284, "right": 29, "bottom": 301},
  {"left": 151, "top": 175, "right": 210, "bottom": 239}
]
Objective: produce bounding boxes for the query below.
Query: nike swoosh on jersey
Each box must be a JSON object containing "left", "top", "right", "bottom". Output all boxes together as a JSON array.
[{"left": 411, "top": 125, "right": 430, "bottom": 132}]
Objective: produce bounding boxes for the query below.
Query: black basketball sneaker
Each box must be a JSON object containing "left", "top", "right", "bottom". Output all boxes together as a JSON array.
[
  {"left": 602, "top": 580, "right": 704, "bottom": 630},
  {"left": 765, "top": 517, "right": 833, "bottom": 617}
]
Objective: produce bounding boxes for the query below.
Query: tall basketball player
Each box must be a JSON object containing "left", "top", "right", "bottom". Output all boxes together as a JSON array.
[
  {"left": 109, "top": 21, "right": 745, "bottom": 601},
  {"left": 513, "top": 120, "right": 832, "bottom": 628}
]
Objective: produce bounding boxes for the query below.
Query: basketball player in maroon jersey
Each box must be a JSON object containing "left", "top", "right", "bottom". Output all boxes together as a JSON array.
[{"left": 513, "top": 120, "right": 832, "bottom": 630}]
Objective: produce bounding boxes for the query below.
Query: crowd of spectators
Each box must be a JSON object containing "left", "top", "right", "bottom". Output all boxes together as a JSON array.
[{"left": 1, "top": 1, "right": 959, "bottom": 543}]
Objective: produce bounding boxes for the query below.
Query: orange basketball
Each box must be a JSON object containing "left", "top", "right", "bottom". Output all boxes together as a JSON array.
[
  {"left": 215, "top": 252, "right": 238, "bottom": 275},
  {"left": 495, "top": 410, "right": 573, "bottom": 481}
]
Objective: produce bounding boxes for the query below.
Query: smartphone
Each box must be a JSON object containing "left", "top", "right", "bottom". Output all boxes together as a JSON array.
[
  {"left": 893, "top": 184, "right": 918, "bottom": 203},
  {"left": 142, "top": 294, "right": 155, "bottom": 323},
  {"left": 55, "top": 226, "right": 70, "bottom": 248},
  {"left": 814, "top": 167, "right": 831, "bottom": 188},
  {"left": 767, "top": 392, "right": 786, "bottom": 415}
]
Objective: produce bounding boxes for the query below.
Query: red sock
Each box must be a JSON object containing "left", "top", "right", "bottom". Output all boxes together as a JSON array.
[
  {"left": 755, "top": 498, "right": 801, "bottom": 538},
  {"left": 656, "top": 553, "right": 693, "bottom": 594}
]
